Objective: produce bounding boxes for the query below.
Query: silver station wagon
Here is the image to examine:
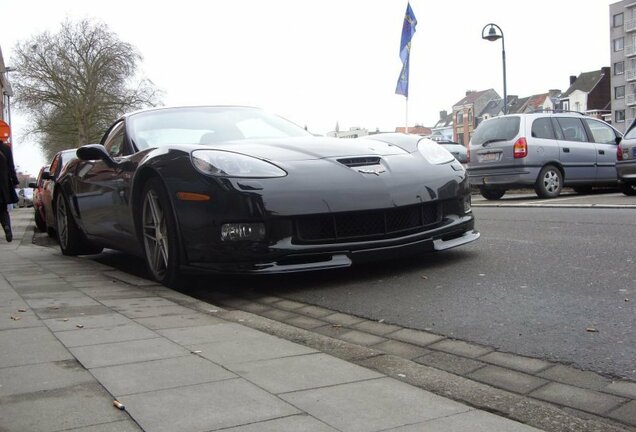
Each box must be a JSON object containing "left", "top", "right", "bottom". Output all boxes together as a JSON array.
[{"left": 467, "top": 113, "right": 622, "bottom": 199}]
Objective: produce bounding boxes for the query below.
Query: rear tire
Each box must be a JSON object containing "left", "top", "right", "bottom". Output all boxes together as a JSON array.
[
  {"left": 34, "top": 209, "right": 46, "bottom": 232},
  {"left": 140, "top": 178, "right": 182, "bottom": 288},
  {"left": 535, "top": 165, "right": 563, "bottom": 198},
  {"left": 55, "top": 192, "right": 103, "bottom": 256},
  {"left": 620, "top": 182, "right": 636, "bottom": 196},
  {"left": 479, "top": 187, "right": 505, "bottom": 200}
]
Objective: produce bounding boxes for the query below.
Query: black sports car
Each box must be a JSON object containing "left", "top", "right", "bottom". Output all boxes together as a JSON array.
[{"left": 56, "top": 106, "right": 479, "bottom": 287}]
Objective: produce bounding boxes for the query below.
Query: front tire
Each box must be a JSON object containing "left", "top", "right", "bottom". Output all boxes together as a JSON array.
[
  {"left": 55, "top": 192, "right": 103, "bottom": 256},
  {"left": 620, "top": 182, "right": 636, "bottom": 196},
  {"left": 479, "top": 187, "right": 505, "bottom": 200},
  {"left": 140, "top": 178, "right": 181, "bottom": 287},
  {"left": 535, "top": 165, "right": 563, "bottom": 198},
  {"left": 34, "top": 209, "right": 46, "bottom": 232}
]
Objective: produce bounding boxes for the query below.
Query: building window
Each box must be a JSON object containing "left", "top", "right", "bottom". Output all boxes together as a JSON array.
[
  {"left": 614, "top": 12, "right": 624, "bottom": 27},
  {"left": 616, "top": 110, "right": 626, "bottom": 123},
  {"left": 615, "top": 61, "right": 625, "bottom": 75},
  {"left": 456, "top": 111, "right": 463, "bottom": 124},
  {"left": 575, "top": 102, "right": 581, "bottom": 112},
  {"left": 614, "top": 37, "right": 625, "bottom": 52},
  {"left": 562, "top": 100, "right": 570, "bottom": 111},
  {"left": 616, "top": 86, "right": 626, "bottom": 99}
]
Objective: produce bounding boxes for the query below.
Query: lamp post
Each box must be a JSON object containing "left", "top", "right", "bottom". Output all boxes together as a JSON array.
[{"left": 482, "top": 23, "right": 507, "bottom": 115}]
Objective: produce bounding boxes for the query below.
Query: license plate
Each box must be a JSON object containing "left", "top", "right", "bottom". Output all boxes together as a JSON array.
[{"left": 480, "top": 152, "right": 498, "bottom": 162}]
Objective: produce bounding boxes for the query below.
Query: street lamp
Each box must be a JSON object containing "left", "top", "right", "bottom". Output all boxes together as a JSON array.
[{"left": 482, "top": 23, "right": 507, "bottom": 115}]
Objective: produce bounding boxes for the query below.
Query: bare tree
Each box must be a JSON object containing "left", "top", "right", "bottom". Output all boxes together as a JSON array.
[{"left": 11, "top": 19, "right": 162, "bottom": 159}]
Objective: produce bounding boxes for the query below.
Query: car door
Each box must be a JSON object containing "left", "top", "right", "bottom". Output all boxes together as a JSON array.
[
  {"left": 74, "top": 121, "right": 135, "bottom": 246},
  {"left": 553, "top": 117, "right": 596, "bottom": 181},
  {"left": 584, "top": 118, "right": 620, "bottom": 182}
]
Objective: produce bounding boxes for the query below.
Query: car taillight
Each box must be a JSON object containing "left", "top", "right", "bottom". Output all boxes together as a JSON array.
[
  {"left": 617, "top": 143, "right": 623, "bottom": 161},
  {"left": 513, "top": 137, "right": 528, "bottom": 159}
]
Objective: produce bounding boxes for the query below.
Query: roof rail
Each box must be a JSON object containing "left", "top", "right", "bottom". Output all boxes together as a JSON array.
[{"left": 527, "top": 108, "right": 585, "bottom": 115}]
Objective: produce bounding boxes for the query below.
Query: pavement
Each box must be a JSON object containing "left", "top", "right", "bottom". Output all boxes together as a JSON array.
[{"left": 0, "top": 207, "right": 633, "bottom": 432}]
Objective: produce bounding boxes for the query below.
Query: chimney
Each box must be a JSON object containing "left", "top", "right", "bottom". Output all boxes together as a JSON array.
[
  {"left": 601, "top": 66, "right": 610, "bottom": 76},
  {"left": 439, "top": 110, "right": 447, "bottom": 120},
  {"left": 569, "top": 75, "right": 577, "bottom": 85}
]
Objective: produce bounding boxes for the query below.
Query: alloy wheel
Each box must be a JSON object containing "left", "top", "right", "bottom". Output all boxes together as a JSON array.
[
  {"left": 142, "top": 189, "right": 169, "bottom": 279},
  {"left": 542, "top": 170, "right": 560, "bottom": 194}
]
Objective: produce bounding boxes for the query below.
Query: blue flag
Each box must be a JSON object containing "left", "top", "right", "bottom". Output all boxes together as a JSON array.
[{"left": 395, "top": 3, "right": 417, "bottom": 97}]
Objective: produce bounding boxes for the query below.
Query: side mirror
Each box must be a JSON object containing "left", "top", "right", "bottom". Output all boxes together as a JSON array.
[
  {"left": 41, "top": 169, "right": 53, "bottom": 181},
  {"left": 616, "top": 136, "right": 622, "bottom": 145},
  {"left": 77, "top": 144, "right": 117, "bottom": 168}
]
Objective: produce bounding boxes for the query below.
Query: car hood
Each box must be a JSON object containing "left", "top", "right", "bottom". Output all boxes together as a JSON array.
[{"left": 197, "top": 136, "right": 410, "bottom": 161}]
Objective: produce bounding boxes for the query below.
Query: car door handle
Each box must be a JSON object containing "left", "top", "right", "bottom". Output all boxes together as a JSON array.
[
  {"left": 598, "top": 150, "right": 605, "bottom": 155},
  {"left": 562, "top": 148, "right": 570, "bottom": 153}
]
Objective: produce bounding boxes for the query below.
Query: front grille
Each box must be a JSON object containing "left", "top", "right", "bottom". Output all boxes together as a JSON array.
[{"left": 295, "top": 202, "right": 442, "bottom": 243}]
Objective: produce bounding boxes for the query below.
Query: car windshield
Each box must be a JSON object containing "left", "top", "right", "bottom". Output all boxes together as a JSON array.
[
  {"left": 127, "top": 106, "right": 310, "bottom": 150},
  {"left": 471, "top": 116, "right": 520, "bottom": 145}
]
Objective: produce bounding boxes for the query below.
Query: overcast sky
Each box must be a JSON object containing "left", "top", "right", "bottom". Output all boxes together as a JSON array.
[{"left": 0, "top": 0, "right": 617, "bottom": 175}]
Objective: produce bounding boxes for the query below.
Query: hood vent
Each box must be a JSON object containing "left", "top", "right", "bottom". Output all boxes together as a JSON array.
[{"left": 338, "top": 156, "right": 381, "bottom": 168}]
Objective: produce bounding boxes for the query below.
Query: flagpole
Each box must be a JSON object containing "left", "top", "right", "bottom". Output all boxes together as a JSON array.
[{"left": 405, "top": 97, "right": 409, "bottom": 134}]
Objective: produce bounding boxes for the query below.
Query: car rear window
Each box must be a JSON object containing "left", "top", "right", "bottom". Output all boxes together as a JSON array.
[
  {"left": 471, "top": 117, "right": 520, "bottom": 145},
  {"left": 531, "top": 118, "right": 555, "bottom": 139}
]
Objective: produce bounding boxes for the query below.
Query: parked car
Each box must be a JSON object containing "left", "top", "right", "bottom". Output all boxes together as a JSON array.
[
  {"left": 16, "top": 188, "right": 34, "bottom": 208},
  {"left": 617, "top": 120, "right": 636, "bottom": 196},
  {"left": 436, "top": 140, "right": 468, "bottom": 164},
  {"left": 30, "top": 150, "right": 77, "bottom": 236},
  {"left": 467, "top": 113, "right": 622, "bottom": 199},
  {"left": 29, "top": 166, "right": 48, "bottom": 231},
  {"left": 55, "top": 106, "right": 479, "bottom": 287}
]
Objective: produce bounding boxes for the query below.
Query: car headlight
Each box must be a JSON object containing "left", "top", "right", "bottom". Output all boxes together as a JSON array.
[
  {"left": 191, "top": 150, "right": 287, "bottom": 178},
  {"left": 417, "top": 139, "right": 455, "bottom": 164}
]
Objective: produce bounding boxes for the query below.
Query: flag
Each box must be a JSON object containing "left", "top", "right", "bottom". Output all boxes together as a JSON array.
[{"left": 395, "top": 3, "right": 417, "bottom": 97}]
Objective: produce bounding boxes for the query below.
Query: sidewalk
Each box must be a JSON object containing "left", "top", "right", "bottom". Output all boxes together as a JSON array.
[{"left": 1, "top": 208, "right": 548, "bottom": 431}]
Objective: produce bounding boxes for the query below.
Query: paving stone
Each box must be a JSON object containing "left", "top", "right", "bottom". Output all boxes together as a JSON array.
[
  {"left": 608, "top": 400, "right": 636, "bottom": 426},
  {"left": 295, "top": 304, "right": 334, "bottom": 318},
  {"left": 115, "top": 304, "right": 204, "bottom": 319},
  {"left": 230, "top": 353, "right": 382, "bottom": 394},
  {"left": 60, "top": 420, "right": 143, "bottom": 432},
  {"left": 158, "top": 323, "right": 262, "bottom": 345},
  {"left": 103, "top": 270, "right": 159, "bottom": 286},
  {"left": 252, "top": 295, "right": 283, "bottom": 304},
  {"left": 312, "top": 323, "right": 351, "bottom": 338},
  {"left": 604, "top": 381, "right": 636, "bottom": 399},
  {"left": 352, "top": 319, "right": 401, "bottom": 336},
  {"left": 190, "top": 332, "right": 317, "bottom": 365},
  {"left": 133, "top": 312, "right": 224, "bottom": 330},
  {"left": 25, "top": 295, "right": 101, "bottom": 309},
  {"left": 322, "top": 312, "right": 365, "bottom": 326},
  {"left": 119, "top": 379, "right": 299, "bottom": 432},
  {"left": 0, "top": 360, "right": 93, "bottom": 397},
  {"left": 0, "top": 327, "right": 72, "bottom": 368},
  {"left": 468, "top": 366, "right": 547, "bottom": 394},
  {"left": 100, "top": 296, "right": 178, "bottom": 308},
  {"left": 284, "top": 315, "right": 326, "bottom": 329},
  {"left": 281, "top": 377, "right": 469, "bottom": 432},
  {"left": 0, "top": 382, "right": 128, "bottom": 432},
  {"left": 0, "top": 311, "right": 42, "bottom": 330},
  {"left": 537, "top": 365, "right": 611, "bottom": 391},
  {"left": 479, "top": 351, "right": 553, "bottom": 374},
  {"left": 529, "top": 382, "right": 626, "bottom": 415},
  {"left": 91, "top": 355, "right": 236, "bottom": 396},
  {"left": 373, "top": 340, "right": 432, "bottom": 359},
  {"left": 257, "top": 308, "right": 297, "bottom": 321},
  {"left": 237, "top": 301, "right": 273, "bottom": 314},
  {"left": 389, "top": 409, "right": 543, "bottom": 431},
  {"left": 389, "top": 328, "right": 444, "bottom": 347},
  {"left": 43, "top": 313, "right": 133, "bottom": 332},
  {"left": 415, "top": 352, "right": 486, "bottom": 376},
  {"left": 32, "top": 304, "right": 114, "bottom": 320},
  {"left": 337, "top": 329, "right": 386, "bottom": 346},
  {"left": 70, "top": 337, "right": 189, "bottom": 369},
  {"left": 220, "top": 414, "right": 339, "bottom": 431},
  {"left": 55, "top": 322, "right": 158, "bottom": 347},
  {"left": 427, "top": 339, "right": 493, "bottom": 358},
  {"left": 273, "top": 299, "right": 307, "bottom": 311}
]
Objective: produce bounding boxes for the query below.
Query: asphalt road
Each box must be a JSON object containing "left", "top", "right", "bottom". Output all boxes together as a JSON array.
[{"left": 88, "top": 202, "right": 636, "bottom": 381}]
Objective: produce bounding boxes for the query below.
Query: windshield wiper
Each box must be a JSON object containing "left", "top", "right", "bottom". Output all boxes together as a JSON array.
[{"left": 480, "top": 138, "right": 507, "bottom": 147}]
